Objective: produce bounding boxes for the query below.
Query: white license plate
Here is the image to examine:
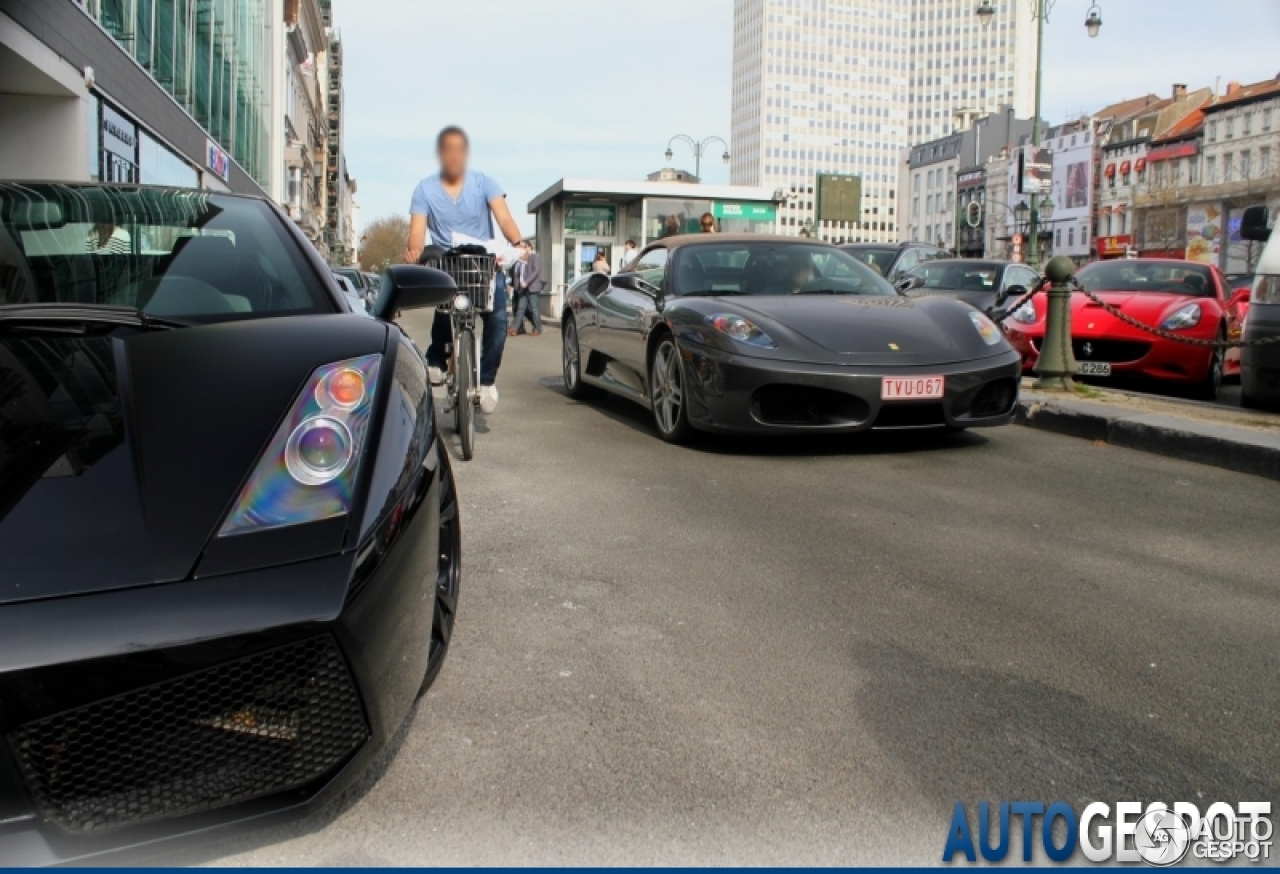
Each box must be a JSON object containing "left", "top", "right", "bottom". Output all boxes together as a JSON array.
[
  {"left": 1077, "top": 361, "right": 1112, "bottom": 376},
  {"left": 881, "top": 375, "right": 945, "bottom": 401}
]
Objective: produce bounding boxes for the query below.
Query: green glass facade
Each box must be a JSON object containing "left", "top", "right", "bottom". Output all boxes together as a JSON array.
[{"left": 84, "top": 0, "right": 272, "bottom": 186}]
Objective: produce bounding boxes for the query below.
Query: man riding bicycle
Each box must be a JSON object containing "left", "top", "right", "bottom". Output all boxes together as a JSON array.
[{"left": 405, "top": 125, "right": 524, "bottom": 413}]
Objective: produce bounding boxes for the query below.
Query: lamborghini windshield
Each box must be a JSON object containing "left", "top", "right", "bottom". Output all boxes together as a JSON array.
[
  {"left": 0, "top": 183, "right": 330, "bottom": 322},
  {"left": 674, "top": 242, "right": 897, "bottom": 297}
]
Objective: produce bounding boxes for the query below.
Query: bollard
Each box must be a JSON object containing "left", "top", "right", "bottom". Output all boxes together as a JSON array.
[{"left": 1033, "top": 255, "right": 1078, "bottom": 392}]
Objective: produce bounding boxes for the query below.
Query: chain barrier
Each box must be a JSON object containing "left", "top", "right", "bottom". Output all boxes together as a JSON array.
[{"left": 993, "top": 277, "right": 1280, "bottom": 349}]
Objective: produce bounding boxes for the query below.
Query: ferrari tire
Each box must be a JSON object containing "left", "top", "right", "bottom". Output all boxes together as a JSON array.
[
  {"left": 562, "top": 317, "right": 600, "bottom": 400},
  {"left": 456, "top": 329, "right": 475, "bottom": 461},
  {"left": 649, "top": 335, "right": 693, "bottom": 444},
  {"left": 1190, "top": 326, "right": 1225, "bottom": 401},
  {"left": 420, "top": 448, "right": 461, "bottom": 697}
]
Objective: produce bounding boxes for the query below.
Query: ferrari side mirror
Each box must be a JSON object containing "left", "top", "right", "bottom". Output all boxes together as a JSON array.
[{"left": 371, "top": 265, "right": 457, "bottom": 320}]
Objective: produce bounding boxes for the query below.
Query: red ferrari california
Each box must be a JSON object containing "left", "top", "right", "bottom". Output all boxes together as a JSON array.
[{"left": 1004, "top": 259, "right": 1249, "bottom": 400}]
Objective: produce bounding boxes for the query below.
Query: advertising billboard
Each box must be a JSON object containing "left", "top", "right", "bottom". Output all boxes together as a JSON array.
[
  {"left": 816, "top": 174, "right": 862, "bottom": 224},
  {"left": 1017, "top": 147, "right": 1053, "bottom": 195}
]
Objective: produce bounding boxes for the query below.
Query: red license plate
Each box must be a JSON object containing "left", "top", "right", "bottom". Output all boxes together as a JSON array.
[{"left": 881, "top": 375, "right": 945, "bottom": 401}]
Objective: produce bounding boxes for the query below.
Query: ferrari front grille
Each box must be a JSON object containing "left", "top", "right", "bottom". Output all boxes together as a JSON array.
[
  {"left": 8, "top": 635, "right": 368, "bottom": 834},
  {"left": 750, "top": 385, "right": 869, "bottom": 426}
]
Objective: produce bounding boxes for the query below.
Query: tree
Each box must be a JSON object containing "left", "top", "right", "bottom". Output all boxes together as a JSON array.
[{"left": 359, "top": 215, "right": 410, "bottom": 272}]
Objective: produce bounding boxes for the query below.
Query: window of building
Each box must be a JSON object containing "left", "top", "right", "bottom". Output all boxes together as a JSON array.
[
  {"left": 1207, "top": 120, "right": 1217, "bottom": 142},
  {"left": 1243, "top": 111, "right": 1253, "bottom": 136},
  {"left": 1205, "top": 156, "right": 1216, "bottom": 184},
  {"left": 1223, "top": 153, "right": 1234, "bottom": 182},
  {"left": 1068, "top": 226, "right": 1075, "bottom": 247},
  {"left": 1264, "top": 108, "right": 1274, "bottom": 132},
  {"left": 1055, "top": 228, "right": 1062, "bottom": 247},
  {"left": 1241, "top": 150, "right": 1252, "bottom": 180},
  {"left": 1189, "top": 157, "right": 1200, "bottom": 184},
  {"left": 1262, "top": 147, "right": 1272, "bottom": 177}
]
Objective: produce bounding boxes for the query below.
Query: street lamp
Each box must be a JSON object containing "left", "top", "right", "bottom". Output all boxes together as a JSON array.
[
  {"left": 1014, "top": 200, "right": 1030, "bottom": 225},
  {"left": 979, "top": 0, "right": 1102, "bottom": 391},
  {"left": 1084, "top": 5, "right": 1103, "bottom": 37},
  {"left": 665, "top": 135, "right": 731, "bottom": 181}
]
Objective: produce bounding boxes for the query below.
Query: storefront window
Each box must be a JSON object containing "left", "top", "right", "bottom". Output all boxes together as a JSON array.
[
  {"left": 139, "top": 132, "right": 200, "bottom": 188},
  {"left": 646, "top": 198, "right": 711, "bottom": 239}
]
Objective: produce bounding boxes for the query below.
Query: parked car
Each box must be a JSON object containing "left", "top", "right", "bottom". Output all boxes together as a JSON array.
[
  {"left": 899, "top": 258, "right": 1042, "bottom": 318},
  {"left": 1239, "top": 205, "right": 1280, "bottom": 409},
  {"left": 0, "top": 182, "right": 461, "bottom": 864},
  {"left": 333, "top": 271, "right": 372, "bottom": 315},
  {"left": 839, "top": 241, "right": 950, "bottom": 283},
  {"left": 561, "top": 234, "right": 1021, "bottom": 442},
  {"left": 1004, "top": 258, "right": 1248, "bottom": 400},
  {"left": 332, "top": 266, "right": 371, "bottom": 299}
]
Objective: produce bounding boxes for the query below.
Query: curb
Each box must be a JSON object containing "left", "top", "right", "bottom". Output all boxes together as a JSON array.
[{"left": 1016, "top": 398, "right": 1280, "bottom": 482}]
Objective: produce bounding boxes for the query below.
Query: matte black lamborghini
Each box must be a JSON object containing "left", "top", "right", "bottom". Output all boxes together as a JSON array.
[
  {"left": 0, "top": 183, "right": 461, "bottom": 863},
  {"left": 561, "top": 235, "right": 1021, "bottom": 442}
]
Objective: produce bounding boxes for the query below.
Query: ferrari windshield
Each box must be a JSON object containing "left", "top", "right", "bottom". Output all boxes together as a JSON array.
[
  {"left": 0, "top": 183, "right": 330, "bottom": 322},
  {"left": 1076, "top": 260, "right": 1216, "bottom": 297},
  {"left": 674, "top": 242, "right": 896, "bottom": 297},
  {"left": 906, "top": 262, "right": 999, "bottom": 290}
]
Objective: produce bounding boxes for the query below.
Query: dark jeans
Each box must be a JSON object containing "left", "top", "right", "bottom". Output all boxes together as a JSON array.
[
  {"left": 514, "top": 290, "right": 542, "bottom": 333},
  {"left": 426, "top": 283, "right": 508, "bottom": 386}
]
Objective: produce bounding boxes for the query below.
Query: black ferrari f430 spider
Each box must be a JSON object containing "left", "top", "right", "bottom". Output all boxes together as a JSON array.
[{"left": 561, "top": 235, "right": 1022, "bottom": 442}]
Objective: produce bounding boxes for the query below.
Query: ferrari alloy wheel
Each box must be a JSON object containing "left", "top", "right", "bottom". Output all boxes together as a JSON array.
[
  {"left": 1192, "top": 327, "right": 1225, "bottom": 401},
  {"left": 562, "top": 318, "right": 598, "bottom": 400},
  {"left": 650, "top": 336, "right": 692, "bottom": 443},
  {"left": 456, "top": 329, "right": 476, "bottom": 461},
  {"left": 421, "top": 449, "right": 461, "bottom": 696}
]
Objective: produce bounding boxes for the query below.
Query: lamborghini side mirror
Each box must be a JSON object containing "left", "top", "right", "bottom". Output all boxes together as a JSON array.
[{"left": 371, "top": 265, "right": 457, "bottom": 320}]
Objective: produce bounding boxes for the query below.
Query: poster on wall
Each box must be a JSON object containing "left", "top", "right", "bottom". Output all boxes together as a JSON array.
[
  {"left": 1017, "top": 146, "right": 1052, "bottom": 195},
  {"left": 1185, "top": 204, "right": 1221, "bottom": 264},
  {"left": 1064, "top": 161, "right": 1089, "bottom": 209}
]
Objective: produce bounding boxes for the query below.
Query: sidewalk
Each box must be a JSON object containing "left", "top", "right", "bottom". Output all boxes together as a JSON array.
[{"left": 1016, "top": 382, "right": 1280, "bottom": 481}]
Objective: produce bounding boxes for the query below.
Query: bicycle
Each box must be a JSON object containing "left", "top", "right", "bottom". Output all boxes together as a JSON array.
[{"left": 419, "top": 244, "right": 496, "bottom": 461}]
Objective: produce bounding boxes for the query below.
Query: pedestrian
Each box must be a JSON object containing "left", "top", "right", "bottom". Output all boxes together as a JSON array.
[
  {"left": 592, "top": 251, "right": 611, "bottom": 274},
  {"left": 86, "top": 222, "right": 131, "bottom": 254},
  {"left": 405, "top": 125, "right": 523, "bottom": 413},
  {"left": 617, "top": 239, "right": 637, "bottom": 272},
  {"left": 700, "top": 212, "right": 717, "bottom": 233},
  {"left": 512, "top": 241, "right": 545, "bottom": 337}
]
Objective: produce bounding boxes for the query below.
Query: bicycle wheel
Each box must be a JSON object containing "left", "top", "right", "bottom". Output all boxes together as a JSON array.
[{"left": 456, "top": 328, "right": 476, "bottom": 460}]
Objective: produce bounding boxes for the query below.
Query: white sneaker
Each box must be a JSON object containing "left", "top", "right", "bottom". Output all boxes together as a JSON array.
[
  {"left": 479, "top": 384, "right": 499, "bottom": 413},
  {"left": 428, "top": 365, "right": 445, "bottom": 386}
]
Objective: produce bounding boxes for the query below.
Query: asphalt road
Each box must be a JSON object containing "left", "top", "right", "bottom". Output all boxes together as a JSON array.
[{"left": 193, "top": 315, "right": 1279, "bottom": 866}]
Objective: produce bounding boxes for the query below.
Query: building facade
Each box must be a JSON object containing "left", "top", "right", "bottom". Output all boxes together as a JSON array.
[
  {"left": 0, "top": 0, "right": 276, "bottom": 194},
  {"left": 898, "top": 105, "right": 1036, "bottom": 252},
  {"left": 278, "top": 0, "right": 329, "bottom": 250},
  {"left": 730, "top": 0, "right": 1036, "bottom": 243}
]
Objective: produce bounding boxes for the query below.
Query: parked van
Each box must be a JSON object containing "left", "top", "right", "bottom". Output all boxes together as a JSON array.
[{"left": 1240, "top": 205, "right": 1280, "bottom": 409}]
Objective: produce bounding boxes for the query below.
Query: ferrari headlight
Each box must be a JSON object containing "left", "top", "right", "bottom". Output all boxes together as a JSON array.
[
  {"left": 1009, "top": 300, "right": 1038, "bottom": 324},
  {"left": 705, "top": 313, "right": 776, "bottom": 348},
  {"left": 968, "top": 310, "right": 1003, "bottom": 345},
  {"left": 1161, "top": 302, "right": 1201, "bottom": 331},
  {"left": 219, "top": 354, "right": 381, "bottom": 535}
]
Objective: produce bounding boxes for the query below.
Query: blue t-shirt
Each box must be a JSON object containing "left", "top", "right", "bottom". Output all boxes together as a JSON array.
[{"left": 409, "top": 170, "right": 505, "bottom": 248}]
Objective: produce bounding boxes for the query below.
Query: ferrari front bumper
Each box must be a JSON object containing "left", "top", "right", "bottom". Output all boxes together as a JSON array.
[{"left": 679, "top": 343, "right": 1022, "bottom": 434}]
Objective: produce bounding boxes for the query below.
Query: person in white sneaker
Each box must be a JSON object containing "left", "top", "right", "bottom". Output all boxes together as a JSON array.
[{"left": 404, "top": 126, "right": 524, "bottom": 412}]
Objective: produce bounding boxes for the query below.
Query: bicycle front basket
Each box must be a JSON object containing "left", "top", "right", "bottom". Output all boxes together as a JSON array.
[{"left": 439, "top": 253, "right": 496, "bottom": 312}]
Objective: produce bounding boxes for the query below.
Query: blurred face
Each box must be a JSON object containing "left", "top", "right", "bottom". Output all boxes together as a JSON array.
[
  {"left": 701, "top": 216, "right": 715, "bottom": 232},
  {"left": 438, "top": 133, "right": 468, "bottom": 180},
  {"left": 791, "top": 260, "right": 814, "bottom": 287}
]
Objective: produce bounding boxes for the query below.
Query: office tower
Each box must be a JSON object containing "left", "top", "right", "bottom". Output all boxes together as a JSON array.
[{"left": 731, "top": 0, "right": 1036, "bottom": 242}]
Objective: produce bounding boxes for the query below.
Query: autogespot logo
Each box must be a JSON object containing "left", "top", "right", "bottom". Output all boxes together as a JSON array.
[{"left": 943, "top": 800, "right": 1273, "bottom": 865}]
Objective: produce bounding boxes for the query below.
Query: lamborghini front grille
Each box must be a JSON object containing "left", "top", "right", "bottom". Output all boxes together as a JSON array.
[{"left": 8, "top": 635, "right": 368, "bottom": 834}]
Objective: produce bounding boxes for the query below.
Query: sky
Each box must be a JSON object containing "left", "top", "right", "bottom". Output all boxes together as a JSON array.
[{"left": 334, "top": 0, "right": 1280, "bottom": 238}]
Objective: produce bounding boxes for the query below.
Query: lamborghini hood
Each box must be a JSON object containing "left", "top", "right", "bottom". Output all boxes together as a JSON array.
[
  {"left": 0, "top": 315, "right": 387, "bottom": 605},
  {"left": 728, "top": 294, "right": 999, "bottom": 365}
]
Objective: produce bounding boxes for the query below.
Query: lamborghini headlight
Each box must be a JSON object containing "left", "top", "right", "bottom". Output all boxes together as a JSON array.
[
  {"left": 219, "top": 354, "right": 381, "bottom": 535},
  {"left": 1160, "top": 302, "right": 1201, "bottom": 331},
  {"left": 968, "top": 310, "right": 1003, "bottom": 345},
  {"left": 705, "top": 313, "right": 776, "bottom": 348}
]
